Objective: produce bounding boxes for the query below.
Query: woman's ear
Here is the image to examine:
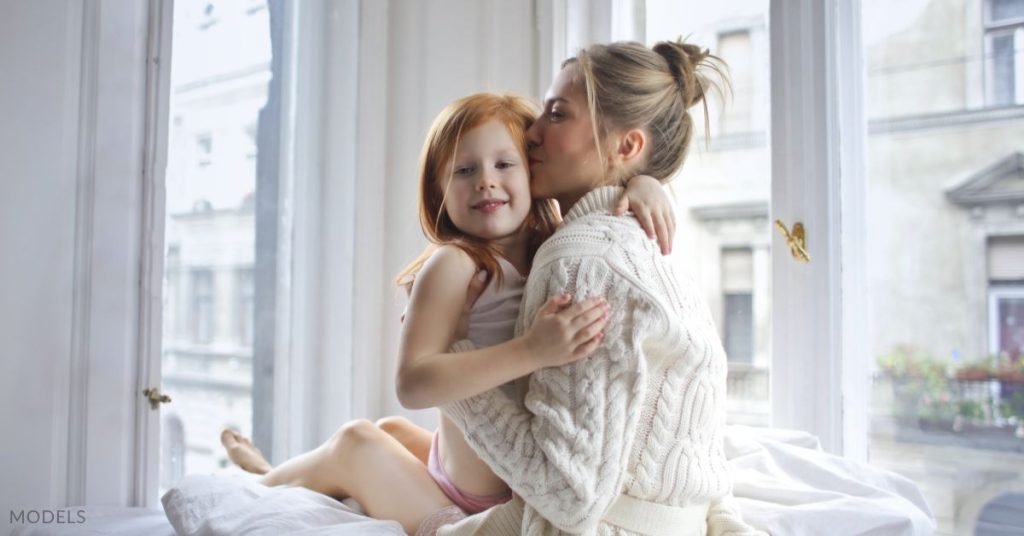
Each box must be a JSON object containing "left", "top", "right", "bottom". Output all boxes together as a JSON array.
[{"left": 614, "top": 128, "right": 647, "bottom": 167}]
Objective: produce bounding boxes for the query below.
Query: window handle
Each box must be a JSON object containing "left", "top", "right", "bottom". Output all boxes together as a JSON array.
[
  {"left": 774, "top": 220, "right": 811, "bottom": 263},
  {"left": 143, "top": 388, "right": 172, "bottom": 410}
]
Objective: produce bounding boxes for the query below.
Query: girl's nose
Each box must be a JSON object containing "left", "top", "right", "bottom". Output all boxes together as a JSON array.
[{"left": 476, "top": 169, "right": 498, "bottom": 190}]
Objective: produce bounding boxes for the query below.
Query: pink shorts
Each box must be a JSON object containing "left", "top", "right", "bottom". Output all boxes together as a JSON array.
[{"left": 426, "top": 431, "right": 512, "bottom": 514}]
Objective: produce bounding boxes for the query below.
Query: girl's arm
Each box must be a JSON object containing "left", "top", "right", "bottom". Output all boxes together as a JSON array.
[
  {"left": 618, "top": 174, "right": 676, "bottom": 255},
  {"left": 395, "top": 245, "right": 608, "bottom": 410}
]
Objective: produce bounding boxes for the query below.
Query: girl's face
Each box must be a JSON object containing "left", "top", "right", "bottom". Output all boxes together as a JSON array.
[
  {"left": 526, "top": 64, "right": 606, "bottom": 211},
  {"left": 441, "top": 119, "right": 532, "bottom": 246}
]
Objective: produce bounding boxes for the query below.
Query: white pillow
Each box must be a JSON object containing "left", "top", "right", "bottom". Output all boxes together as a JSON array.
[{"left": 161, "top": 474, "right": 405, "bottom": 535}]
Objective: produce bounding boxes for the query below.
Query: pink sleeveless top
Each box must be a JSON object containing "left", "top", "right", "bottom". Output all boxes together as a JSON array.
[{"left": 466, "top": 257, "right": 526, "bottom": 348}]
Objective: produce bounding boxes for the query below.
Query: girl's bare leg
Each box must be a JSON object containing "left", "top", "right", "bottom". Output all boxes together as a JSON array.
[
  {"left": 220, "top": 429, "right": 272, "bottom": 474},
  {"left": 221, "top": 417, "right": 432, "bottom": 475},
  {"left": 257, "top": 419, "right": 457, "bottom": 534},
  {"left": 374, "top": 416, "right": 433, "bottom": 465}
]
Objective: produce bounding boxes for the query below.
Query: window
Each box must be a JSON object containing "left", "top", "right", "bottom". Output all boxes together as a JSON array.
[
  {"left": 237, "top": 268, "right": 254, "bottom": 346},
  {"left": 865, "top": 1, "right": 1024, "bottom": 533},
  {"left": 988, "top": 235, "right": 1024, "bottom": 357},
  {"left": 991, "top": 0, "right": 1024, "bottom": 22},
  {"left": 190, "top": 269, "right": 214, "bottom": 344},
  {"left": 160, "top": 0, "right": 271, "bottom": 494},
  {"left": 195, "top": 133, "right": 212, "bottom": 167},
  {"left": 991, "top": 289, "right": 1024, "bottom": 356},
  {"left": 716, "top": 30, "right": 755, "bottom": 133},
  {"left": 985, "top": 0, "right": 1024, "bottom": 106},
  {"left": 646, "top": 0, "right": 771, "bottom": 427},
  {"left": 722, "top": 247, "right": 754, "bottom": 363}
]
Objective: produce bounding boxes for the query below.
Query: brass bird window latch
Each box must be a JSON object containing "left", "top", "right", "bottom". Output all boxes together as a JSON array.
[
  {"left": 774, "top": 220, "right": 811, "bottom": 263},
  {"left": 143, "top": 387, "right": 172, "bottom": 410}
]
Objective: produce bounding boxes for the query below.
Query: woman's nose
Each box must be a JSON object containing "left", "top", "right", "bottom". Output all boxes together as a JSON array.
[{"left": 526, "top": 121, "right": 542, "bottom": 147}]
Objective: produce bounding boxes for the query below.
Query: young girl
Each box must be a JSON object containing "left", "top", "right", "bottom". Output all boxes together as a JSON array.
[{"left": 220, "top": 92, "right": 676, "bottom": 535}]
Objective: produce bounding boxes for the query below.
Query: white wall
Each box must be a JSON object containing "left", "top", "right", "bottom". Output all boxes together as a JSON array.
[
  {"left": 0, "top": 0, "right": 83, "bottom": 519},
  {"left": 0, "top": 0, "right": 152, "bottom": 528}
]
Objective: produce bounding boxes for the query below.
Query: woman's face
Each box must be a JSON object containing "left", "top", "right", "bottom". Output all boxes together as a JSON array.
[{"left": 526, "top": 64, "right": 606, "bottom": 211}]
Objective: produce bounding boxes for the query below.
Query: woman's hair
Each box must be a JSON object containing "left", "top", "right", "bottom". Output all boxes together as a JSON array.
[
  {"left": 565, "top": 38, "right": 731, "bottom": 184},
  {"left": 395, "top": 93, "right": 561, "bottom": 291}
]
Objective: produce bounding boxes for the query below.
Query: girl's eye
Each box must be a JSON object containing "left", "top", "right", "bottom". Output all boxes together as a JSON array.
[
  {"left": 549, "top": 109, "right": 565, "bottom": 121},
  {"left": 455, "top": 166, "right": 474, "bottom": 176},
  {"left": 496, "top": 161, "right": 514, "bottom": 169}
]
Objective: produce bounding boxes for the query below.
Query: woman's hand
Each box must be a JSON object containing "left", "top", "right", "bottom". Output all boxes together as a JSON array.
[
  {"left": 615, "top": 174, "right": 676, "bottom": 255},
  {"left": 522, "top": 294, "right": 609, "bottom": 369}
]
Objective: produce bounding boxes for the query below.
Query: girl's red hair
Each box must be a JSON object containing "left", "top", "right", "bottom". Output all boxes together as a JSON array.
[{"left": 396, "top": 93, "right": 560, "bottom": 290}]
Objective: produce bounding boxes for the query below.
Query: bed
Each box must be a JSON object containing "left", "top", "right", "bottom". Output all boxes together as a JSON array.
[{"left": 11, "top": 425, "right": 936, "bottom": 535}]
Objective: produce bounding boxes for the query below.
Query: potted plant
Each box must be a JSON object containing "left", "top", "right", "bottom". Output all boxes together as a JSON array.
[
  {"left": 997, "top": 355, "right": 1024, "bottom": 428},
  {"left": 876, "top": 346, "right": 950, "bottom": 426},
  {"left": 996, "top": 353, "right": 1024, "bottom": 384},
  {"left": 954, "top": 355, "right": 999, "bottom": 382}
]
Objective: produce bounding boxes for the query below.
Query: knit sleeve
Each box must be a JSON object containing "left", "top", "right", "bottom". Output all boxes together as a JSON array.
[{"left": 442, "top": 255, "right": 650, "bottom": 534}]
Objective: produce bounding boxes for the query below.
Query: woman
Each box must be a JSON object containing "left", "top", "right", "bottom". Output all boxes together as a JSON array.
[{"left": 433, "top": 40, "right": 764, "bottom": 536}]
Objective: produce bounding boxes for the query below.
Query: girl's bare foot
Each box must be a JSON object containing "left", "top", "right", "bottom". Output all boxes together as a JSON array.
[{"left": 220, "top": 429, "right": 273, "bottom": 475}]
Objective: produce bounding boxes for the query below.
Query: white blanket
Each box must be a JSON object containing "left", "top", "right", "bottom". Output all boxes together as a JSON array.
[
  {"left": 725, "top": 426, "right": 936, "bottom": 535},
  {"left": 162, "top": 426, "right": 936, "bottom": 535}
]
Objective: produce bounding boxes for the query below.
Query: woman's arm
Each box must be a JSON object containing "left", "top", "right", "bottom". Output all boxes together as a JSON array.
[
  {"left": 396, "top": 245, "right": 608, "bottom": 410},
  {"left": 441, "top": 256, "right": 652, "bottom": 534}
]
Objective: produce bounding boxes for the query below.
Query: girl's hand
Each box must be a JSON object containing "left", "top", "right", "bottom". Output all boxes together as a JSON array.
[
  {"left": 522, "top": 295, "right": 610, "bottom": 368},
  {"left": 615, "top": 174, "right": 676, "bottom": 255}
]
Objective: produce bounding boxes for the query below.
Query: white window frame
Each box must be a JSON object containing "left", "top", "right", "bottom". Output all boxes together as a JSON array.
[
  {"left": 768, "top": 0, "right": 868, "bottom": 460},
  {"left": 984, "top": 27, "right": 1024, "bottom": 106},
  {"left": 983, "top": 0, "right": 1024, "bottom": 106},
  {"left": 988, "top": 286, "right": 1024, "bottom": 355},
  {"left": 136, "top": 0, "right": 334, "bottom": 507}
]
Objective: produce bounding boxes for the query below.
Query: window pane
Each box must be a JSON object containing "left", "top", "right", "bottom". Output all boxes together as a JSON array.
[
  {"left": 991, "top": 0, "right": 1024, "bottom": 23},
  {"left": 160, "top": 0, "right": 270, "bottom": 493},
  {"left": 992, "top": 33, "right": 1017, "bottom": 106},
  {"left": 864, "top": 1, "right": 1024, "bottom": 534},
  {"left": 724, "top": 294, "right": 754, "bottom": 362},
  {"left": 996, "top": 295, "right": 1024, "bottom": 357},
  {"left": 646, "top": 0, "right": 771, "bottom": 427}
]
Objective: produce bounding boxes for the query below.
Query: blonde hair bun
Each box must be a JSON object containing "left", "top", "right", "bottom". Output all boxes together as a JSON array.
[
  {"left": 652, "top": 39, "right": 716, "bottom": 109},
  {"left": 568, "top": 39, "right": 732, "bottom": 184}
]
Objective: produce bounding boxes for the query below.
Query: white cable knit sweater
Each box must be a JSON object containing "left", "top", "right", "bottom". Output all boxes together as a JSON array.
[{"left": 437, "top": 186, "right": 764, "bottom": 536}]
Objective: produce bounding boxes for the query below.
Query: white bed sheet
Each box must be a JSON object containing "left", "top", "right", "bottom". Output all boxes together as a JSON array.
[
  {"left": 14, "top": 425, "right": 934, "bottom": 535},
  {"left": 159, "top": 425, "right": 935, "bottom": 536},
  {"left": 725, "top": 425, "right": 936, "bottom": 535}
]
